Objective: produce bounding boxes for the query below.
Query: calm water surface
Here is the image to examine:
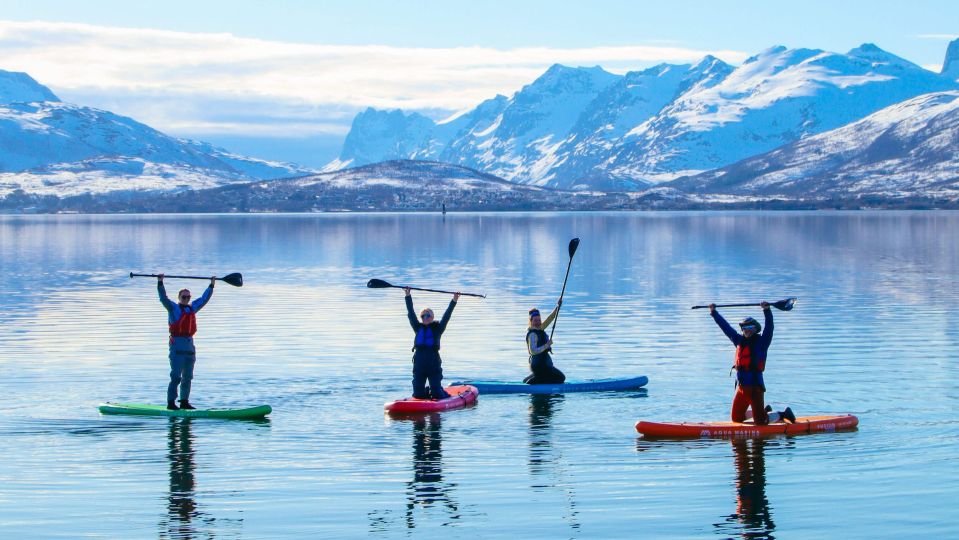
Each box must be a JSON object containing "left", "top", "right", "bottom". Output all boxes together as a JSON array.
[{"left": 0, "top": 212, "right": 957, "bottom": 538}]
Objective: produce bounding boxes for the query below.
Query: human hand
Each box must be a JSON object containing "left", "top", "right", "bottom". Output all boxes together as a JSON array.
[
  {"left": 158, "top": 273, "right": 164, "bottom": 283},
  {"left": 557, "top": 298, "right": 563, "bottom": 307},
  {"left": 403, "top": 287, "right": 411, "bottom": 297},
  {"left": 453, "top": 292, "right": 461, "bottom": 301},
  {"left": 760, "top": 301, "right": 769, "bottom": 310},
  {"left": 211, "top": 276, "right": 217, "bottom": 287},
  {"left": 708, "top": 303, "right": 716, "bottom": 314}
]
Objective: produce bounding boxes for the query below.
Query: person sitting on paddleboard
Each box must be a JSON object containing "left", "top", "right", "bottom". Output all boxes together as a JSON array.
[
  {"left": 524, "top": 300, "right": 565, "bottom": 385},
  {"left": 709, "top": 301, "right": 795, "bottom": 425},
  {"left": 405, "top": 287, "right": 460, "bottom": 400},
  {"left": 159, "top": 274, "right": 215, "bottom": 410}
]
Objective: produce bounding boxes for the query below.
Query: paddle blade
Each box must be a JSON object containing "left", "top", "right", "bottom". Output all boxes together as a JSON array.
[
  {"left": 568, "top": 238, "right": 580, "bottom": 258},
  {"left": 367, "top": 278, "right": 394, "bottom": 289},
  {"left": 773, "top": 297, "right": 797, "bottom": 311},
  {"left": 221, "top": 273, "right": 244, "bottom": 287}
]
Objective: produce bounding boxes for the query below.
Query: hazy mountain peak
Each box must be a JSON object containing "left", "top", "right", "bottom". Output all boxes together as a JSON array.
[
  {"left": 943, "top": 38, "right": 959, "bottom": 80},
  {"left": 527, "top": 64, "right": 618, "bottom": 93},
  {"left": 0, "top": 69, "right": 61, "bottom": 104},
  {"left": 847, "top": 43, "right": 915, "bottom": 68},
  {"left": 743, "top": 45, "right": 788, "bottom": 64}
]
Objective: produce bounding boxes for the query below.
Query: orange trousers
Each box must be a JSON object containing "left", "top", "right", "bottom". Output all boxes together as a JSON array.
[{"left": 731, "top": 384, "right": 768, "bottom": 425}]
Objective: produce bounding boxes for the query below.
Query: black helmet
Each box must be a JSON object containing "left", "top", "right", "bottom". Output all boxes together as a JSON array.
[{"left": 739, "top": 317, "right": 761, "bottom": 333}]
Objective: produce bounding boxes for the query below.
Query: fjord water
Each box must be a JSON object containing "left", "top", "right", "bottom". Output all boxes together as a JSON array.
[{"left": 0, "top": 212, "right": 956, "bottom": 539}]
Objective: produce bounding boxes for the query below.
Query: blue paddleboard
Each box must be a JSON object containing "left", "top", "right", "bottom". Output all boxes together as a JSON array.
[{"left": 452, "top": 375, "right": 648, "bottom": 394}]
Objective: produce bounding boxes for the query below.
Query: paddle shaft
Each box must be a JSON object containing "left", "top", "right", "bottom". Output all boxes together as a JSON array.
[
  {"left": 691, "top": 302, "right": 765, "bottom": 309},
  {"left": 549, "top": 248, "right": 577, "bottom": 342},
  {"left": 132, "top": 272, "right": 222, "bottom": 282},
  {"left": 397, "top": 285, "right": 486, "bottom": 298},
  {"left": 691, "top": 297, "right": 795, "bottom": 310}
]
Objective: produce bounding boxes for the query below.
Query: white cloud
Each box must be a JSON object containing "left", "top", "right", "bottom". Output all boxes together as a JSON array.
[
  {"left": 916, "top": 34, "right": 959, "bottom": 41},
  {"left": 0, "top": 20, "right": 748, "bottom": 113}
]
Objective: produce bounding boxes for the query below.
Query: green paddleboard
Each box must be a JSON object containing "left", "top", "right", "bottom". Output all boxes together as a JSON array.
[{"left": 98, "top": 402, "right": 271, "bottom": 419}]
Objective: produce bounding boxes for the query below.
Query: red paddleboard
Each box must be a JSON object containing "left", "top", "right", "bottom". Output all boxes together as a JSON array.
[
  {"left": 636, "top": 415, "right": 859, "bottom": 438},
  {"left": 384, "top": 385, "right": 478, "bottom": 414}
]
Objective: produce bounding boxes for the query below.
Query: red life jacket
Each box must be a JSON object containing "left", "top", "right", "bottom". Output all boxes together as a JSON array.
[
  {"left": 735, "top": 343, "right": 765, "bottom": 372},
  {"left": 169, "top": 305, "right": 197, "bottom": 337}
]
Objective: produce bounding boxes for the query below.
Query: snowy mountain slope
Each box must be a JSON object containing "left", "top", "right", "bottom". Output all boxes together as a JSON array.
[
  {"left": 91, "top": 159, "right": 618, "bottom": 213},
  {"left": 336, "top": 65, "right": 629, "bottom": 188},
  {"left": 0, "top": 69, "right": 313, "bottom": 199},
  {"left": 608, "top": 45, "right": 959, "bottom": 181},
  {"left": 333, "top": 43, "right": 959, "bottom": 190},
  {"left": 283, "top": 159, "right": 552, "bottom": 193},
  {"left": 668, "top": 91, "right": 959, "bottom": 198},
  {"left": 436, "top": 64, "right": 620, "bottom": 186},
  {"left": 546, "top": 56, "right": 734, "bottom": 188},
  {"left": 0, "top": 159, "right": 255, "bottom": 198}
]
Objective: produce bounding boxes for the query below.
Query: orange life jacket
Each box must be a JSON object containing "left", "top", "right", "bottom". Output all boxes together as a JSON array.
[
  {"left": 169, "top": 305, "right": 197, "bottom": 337},
  {"left": 735, "top": 343, "right": 765, "bottom": 372}
]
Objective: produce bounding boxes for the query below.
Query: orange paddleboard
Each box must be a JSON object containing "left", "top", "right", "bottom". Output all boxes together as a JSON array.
[{"left": 636, "top": 415, "right": 859, "bottom": 438}]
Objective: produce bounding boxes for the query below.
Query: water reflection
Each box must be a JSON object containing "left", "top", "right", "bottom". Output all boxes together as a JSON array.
[
  {"left": 528, "top": 394, "right": 561, "bottom": 474},
  {"left": 528, "top": 394, "right": 580, "bottom": 532},
  {"left": 713, "top": 439, "right": 776, "bottom": 540},
  {"left": 405, "top": 413, "right": 459, "bottom": 528},
  {"left": 161, "top": 418, "right": 207, "bottom": 539}
]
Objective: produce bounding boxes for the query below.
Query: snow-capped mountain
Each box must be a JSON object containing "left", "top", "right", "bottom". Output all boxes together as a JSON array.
[
  {"left": 0, "top": 70, "right": 59, "bottom": 103},
  {"left": 0, "top": 69, "right": 313, "bottom": 199},
  {"left": 668, "top": 91, "right": 959, "bottom": 199},
  {"left": 333, "top": 43, "right": 959, "bottom": 190}
]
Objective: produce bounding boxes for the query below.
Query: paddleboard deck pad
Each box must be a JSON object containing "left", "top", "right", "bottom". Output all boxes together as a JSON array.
[
  {"left": 456, "top": 375, "right": 648, "bottom": 394},
  {"left": 98, "top": 402, "right": 272, "bottom": 419},
  {"left": 384, "top": 385, "right": 478, "bottom": 414},
  {"left": 636, "top": 415, "right": 858, "bottom": 438}
]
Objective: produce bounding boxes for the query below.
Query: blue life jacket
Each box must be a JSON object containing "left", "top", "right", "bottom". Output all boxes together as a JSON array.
[{"left": 413, "top": 325, "right": 439, "bottom": 351}]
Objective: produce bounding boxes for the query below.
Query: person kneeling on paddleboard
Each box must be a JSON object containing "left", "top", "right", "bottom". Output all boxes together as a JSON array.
[
  {"left": 524, "top": 301, "right": 566, "bottom": 385},
  {"left": 159, "top": 274, "right": 214, "bottom": 410},
  {"left": 405, "top": 287, "right": 459, "bottom": 400},
  {"left": 709, "top": 301, "right": 795, "bottom": 425}
]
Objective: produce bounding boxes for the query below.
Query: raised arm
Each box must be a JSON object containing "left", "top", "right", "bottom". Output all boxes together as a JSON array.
[
  {"left": 542, "top": 303, "right": 560, "bottom": 330},
  {"left": 157, "top": 279, "right": 175, "bottom": 312},
  {"left": 760, "top": 304, "right": 774, "bottom": 345},
  {"left": 437, "top": 296, "right": 458, "bottom": 334},
  {"left": 405, "top": 294, "right": 420, "bottom": 331},
  {"left": 191, "top": 283, "right": 214, "bottom": 312},
  {"left": 711, "top": 309, "right": 743, "bottom": 346}
]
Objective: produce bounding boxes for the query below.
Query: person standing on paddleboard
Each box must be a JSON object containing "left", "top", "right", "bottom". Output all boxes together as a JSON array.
[
  {"left": 405, "top": 287, "right": 459, "bottom": 400},
  {"left": 524, "top": 301, "right": 565, "bottom": 385},
  {"left": 709, "top": 301, "right": 795, "bottom": 425},
  {"left": 159, "top": 274, "right": 215, "bottom": 410}
]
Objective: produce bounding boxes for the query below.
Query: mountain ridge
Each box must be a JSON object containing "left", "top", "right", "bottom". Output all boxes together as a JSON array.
[{"left": 333, "top": 42, "right": 959, "bottom": 190}]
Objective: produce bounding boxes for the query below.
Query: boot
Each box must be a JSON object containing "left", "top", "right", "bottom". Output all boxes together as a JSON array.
[
  {"left": 167, "top": 400, "right": 179, "bottom": 410},
  {"left": 782, "top": 407, "right": 796, "bottom": 424},
  {"left": 179, "top": 400, "right": 196, "bottom": 410}
]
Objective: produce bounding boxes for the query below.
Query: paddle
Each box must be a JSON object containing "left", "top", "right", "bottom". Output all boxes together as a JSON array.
[
  {"left": 690, "top": 297, "right": 797, "bottom": 311},
  {"left": 130, "top": 272, "right": 244, "bottom": 287},
  {"left": 366, "top": 278, "right": 486, "bottom": 298},
  {"left": 548, "top": 238, "right": 580, "bottom": 344}
]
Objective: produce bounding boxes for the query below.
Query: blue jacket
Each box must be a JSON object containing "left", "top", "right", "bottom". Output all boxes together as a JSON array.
[
  {"left": 159, "top": 282, "right": 213, "bottom": 326},
  {"left": 712, "top": 308, "right": 773, "bottom": 387}
]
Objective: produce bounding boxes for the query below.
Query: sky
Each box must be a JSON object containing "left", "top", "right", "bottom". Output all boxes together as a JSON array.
[{"left": 0, "top": 0, "right": 956, "bottom": 167}]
